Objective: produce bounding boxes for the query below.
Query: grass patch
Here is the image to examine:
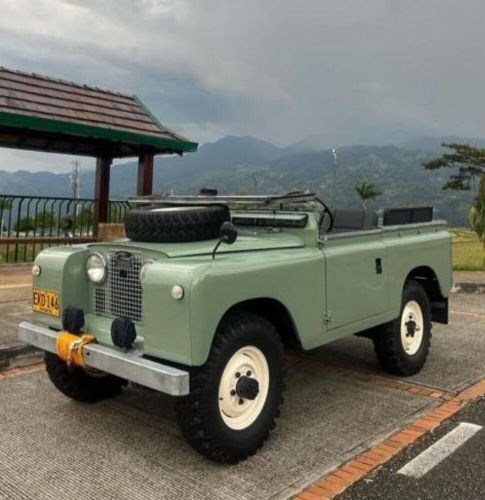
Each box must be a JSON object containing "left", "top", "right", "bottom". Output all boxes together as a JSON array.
[
  {"left": 0, "top": 244, "right": 38, "bottom": 263},
  {"left": 450, "top": 228, "right": 485, "bottom": 271}
]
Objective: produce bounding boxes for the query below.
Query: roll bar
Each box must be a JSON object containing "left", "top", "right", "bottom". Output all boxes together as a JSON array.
[{"left": 129, "top": 191, "right": 317, "bottom": 207}]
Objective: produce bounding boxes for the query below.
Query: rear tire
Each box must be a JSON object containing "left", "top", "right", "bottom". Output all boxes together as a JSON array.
[
  {"left": 176, "top": 311, "right": 286, "bottom": 463},
  {"left": 373, "top": 280, "right": 431, "bottom": 376},
  {"left": 44, "top": 352, "right": 125, "bottom": 402}
]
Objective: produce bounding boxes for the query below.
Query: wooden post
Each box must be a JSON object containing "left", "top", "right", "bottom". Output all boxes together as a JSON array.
[
  {"left": 93, "top": 156, "right": 112, "bottom": 238},
  {"left": 137, "top": 152, "right": 154, "bottom": 196}
]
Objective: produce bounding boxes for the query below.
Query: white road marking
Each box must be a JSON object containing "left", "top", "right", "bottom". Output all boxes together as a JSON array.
[{"left": 398, "top": 422, "right": 482, "bottom": 478}]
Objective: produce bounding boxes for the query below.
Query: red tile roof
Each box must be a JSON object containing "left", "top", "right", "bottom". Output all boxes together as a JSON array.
[{"left": 0, "top": 67, "right": 197, "bottom": 157}]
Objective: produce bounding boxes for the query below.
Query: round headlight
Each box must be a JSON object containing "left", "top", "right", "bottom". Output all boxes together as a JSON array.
[
  {"left": 139, "top": 260, "right": 154, "bottom": 285},
  {"left": 32, "top": 263, "right": 41, "bottom": 276},
  {"left": 86, "top": 253, "right": 106, "bottom": 283}
]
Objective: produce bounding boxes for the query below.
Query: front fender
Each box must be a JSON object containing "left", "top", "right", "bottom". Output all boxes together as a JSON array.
[
  {"left": 189, "top": 249, "right": 324, "bottom": 366},
  {"left": 141, "top": 262, "right": 193, "bottom": 365},
  {"left": 32, "top": 245, "right": 89, "bottom": 329}
]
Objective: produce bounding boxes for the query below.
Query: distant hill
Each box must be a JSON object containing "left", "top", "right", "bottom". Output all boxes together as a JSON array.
[
  {"left": 0, "top": 170, "right": 72, "bottom": 197},
  {"left": 286, "top": 134, "right": 331, "bottom": 153},
  {"left": 0, "top": 135, "right": 478, "bottom": 225},
  {"left": 400, "top": 135, "right": 485, "bottom": 153}
]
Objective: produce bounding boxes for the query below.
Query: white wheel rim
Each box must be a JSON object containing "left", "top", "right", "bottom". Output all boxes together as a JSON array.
[
  {"left": 218, "top": 346, "right": 269, "bottom": 430},
  {"left": 400, "top": 300, "right": 424, "bottom": 355}
]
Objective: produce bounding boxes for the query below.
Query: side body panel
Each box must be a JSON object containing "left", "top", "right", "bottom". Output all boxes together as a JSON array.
[
  {"left": 317, "top": 222, "right": 452, "bottom": 343},
  {"left": 322, "top": 231, "right": 388, "bottom": 330},
  {"left": 382, "top": 223, "right": 452, "bottom": 317}
]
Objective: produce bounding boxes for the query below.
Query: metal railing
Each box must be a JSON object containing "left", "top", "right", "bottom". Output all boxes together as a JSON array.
[{"left": 0, "top": 195, "right": 130, "bottom": 263}]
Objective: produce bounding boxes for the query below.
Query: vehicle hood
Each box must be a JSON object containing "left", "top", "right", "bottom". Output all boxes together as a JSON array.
[{"left": 93, "top": 232, "right": 305, "bottom": 258}]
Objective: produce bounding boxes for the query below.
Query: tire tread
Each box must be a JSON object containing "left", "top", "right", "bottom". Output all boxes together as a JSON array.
[
  {"left": 176, "top": 311, "right": 286, "bottom": 463},
  {"left": 44, "top": 352, "right": 124, "bottom": 402},
  {"left": 124, "top": 205, "right": 230, "bottom": 243},
  {"left": 373, "top": 280, "right": 432, "bottom": 376}
]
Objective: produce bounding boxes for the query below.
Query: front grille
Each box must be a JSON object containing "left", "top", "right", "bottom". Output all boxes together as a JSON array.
[{"left": 94, "top": 250, "right": 143, "bottom": 322}]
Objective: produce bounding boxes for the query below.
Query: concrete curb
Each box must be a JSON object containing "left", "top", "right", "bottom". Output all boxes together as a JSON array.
[
  {"left": 451, "top": 282, "right": 485, "bottom": 294},
  {"left": 0, "top": 361, "right": 44, "bottom": 378},
  {"left": 295, "top": 378, "right": 485, "bottom": 500},
  {"left": 0, "top": 343, "right": 43, "bottom": 370}
]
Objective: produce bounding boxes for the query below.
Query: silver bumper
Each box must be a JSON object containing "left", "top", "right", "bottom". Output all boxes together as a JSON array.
[{"left": 18, "top": 321, "right": 190, "bottom": 396}]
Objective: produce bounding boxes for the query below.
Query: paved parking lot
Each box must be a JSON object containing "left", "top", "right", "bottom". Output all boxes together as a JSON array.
[
  {"left": 0, "top": 287, "right": 484, "bottom": 499},
  {"left": 339, "top": 397, "right": 485, "bottom": 500},
  {"left": 0, "top": 264, "right": 32, "bottom": 348},
  {"left": 0, "top": 266, "right": 38, "bottom": 369}
]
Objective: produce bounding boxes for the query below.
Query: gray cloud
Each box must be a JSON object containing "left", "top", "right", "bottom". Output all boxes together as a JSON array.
[{"left": 0, "top": 0, "right": 484, "bottom": 171}]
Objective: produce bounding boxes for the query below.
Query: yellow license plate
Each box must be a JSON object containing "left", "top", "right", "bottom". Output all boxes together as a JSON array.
[{"left": 33, "top": 288, "right": 60, "bottom": 317}]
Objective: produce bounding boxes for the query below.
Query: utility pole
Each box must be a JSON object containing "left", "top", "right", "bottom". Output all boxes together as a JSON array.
[
  {"left": 331, "top": 147, "right": 338, "bottom": 179},
  {"left": 68, "top": 159, "right": 81, "bottom": 236},
  {"left": 331, "top": 147, "right": 339, "bottom": 192},
  {"left": 69, "top": 159, "right": 81, "bottom": 199},
  {"left": 251, "top": 173, "right": 258, "bottom": 194}
]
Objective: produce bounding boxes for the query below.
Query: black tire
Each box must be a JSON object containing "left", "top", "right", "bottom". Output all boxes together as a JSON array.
[
  {"left": 373, "top": 280, "right": 432, "bottom": 376},
  {"left": 124, "top": 205, "right": 230, "bottom": 243},
  {"left": 44, "top": 352, "right": 125, "bottom": 402},
  {"left": 176, "top": 311, "right": 286, "bottom": 463}
]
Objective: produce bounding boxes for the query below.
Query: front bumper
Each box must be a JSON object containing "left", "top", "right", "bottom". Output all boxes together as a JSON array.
[{"left": 18, "top": 321, "right": 190, "bottom": 396}]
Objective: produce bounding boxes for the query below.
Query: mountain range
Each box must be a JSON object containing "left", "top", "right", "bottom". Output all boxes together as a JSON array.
[{"left": 0, "top": 135, "right": 479, "bottom": 226}]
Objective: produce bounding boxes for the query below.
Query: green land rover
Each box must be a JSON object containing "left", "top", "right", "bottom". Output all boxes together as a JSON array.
[{"left": 19, "top": 192, "right": 452, "bottom": 462}]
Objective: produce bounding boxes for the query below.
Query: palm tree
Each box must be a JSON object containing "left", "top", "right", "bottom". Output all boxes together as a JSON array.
[
  {"left": 0, "top": 197, "right": 11, "bottom": 236},
  {"left": 355, "top": 182, "right": 382, "bottom": 209}
]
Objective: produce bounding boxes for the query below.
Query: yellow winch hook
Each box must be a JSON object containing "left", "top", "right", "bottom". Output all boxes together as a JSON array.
[{"left": 56, "top": 332, "right": 96, "bottom": 368}]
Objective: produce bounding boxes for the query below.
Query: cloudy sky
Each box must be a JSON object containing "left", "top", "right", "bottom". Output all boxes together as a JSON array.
[{"left": 1, "top": 0, "right": 484, "bottom": 172}]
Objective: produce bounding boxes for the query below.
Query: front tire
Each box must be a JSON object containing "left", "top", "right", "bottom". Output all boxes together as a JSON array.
[
  {"left": 373, "top": 280, "right": 431, "bottom": 376},
  {"left": 44, "top": 352, "right": 125, "bottom": 402},
  {"left": 176, "top": 311, "right": 286, "bottom": 463}
]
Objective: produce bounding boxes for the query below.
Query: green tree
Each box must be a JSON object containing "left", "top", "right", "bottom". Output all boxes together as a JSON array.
[
  {"left": 468, "top": 177, "right": 485, "bottom": 248},
  {"left": 60, "top": 208, "right": 93, "bottom": 234},
  {"left": 423, "top": 143, "right": 485, "bottom": 191},
  {"left": 35, "top": 211, "right": 57, "bottom": 230},
  {"left": 355, "top": 182, "right": 382, "bottom": 209},
  {"left": 76, "top": 208, "right": 93, "bottom": 227},
  {"left": 15, "top": 216, "right": 35, "bottom": 234},
  {"left": 0, "top": 197, "right": 11, "bottom": 211},
  {"left": 423, "top": 143, "right": 485, "bottom": 241}
]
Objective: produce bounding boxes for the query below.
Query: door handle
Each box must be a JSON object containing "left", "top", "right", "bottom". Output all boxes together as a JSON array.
[{"left": 375, "top": 258, "right": 383, "bottom": 274}]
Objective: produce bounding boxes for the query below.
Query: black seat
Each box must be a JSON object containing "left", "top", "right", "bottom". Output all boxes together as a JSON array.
[
  {"left": 331, "top": 209, "right": 378, "bottom": 232},
  {"left": 383, "top": 206, "right": 433, "bottom": 225}
]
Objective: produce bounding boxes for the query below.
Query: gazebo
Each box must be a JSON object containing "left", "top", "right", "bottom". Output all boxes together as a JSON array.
[{"left": 0, "top": 67, "right": 198, "bottom": 236}]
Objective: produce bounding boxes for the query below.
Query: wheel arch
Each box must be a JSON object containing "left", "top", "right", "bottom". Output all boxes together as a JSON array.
[
  {"left": 405, "top": 265, "right": 448, "bottom": 324},
  {"left": 217, "top": 298, "right": 302, "bottom": 349}
]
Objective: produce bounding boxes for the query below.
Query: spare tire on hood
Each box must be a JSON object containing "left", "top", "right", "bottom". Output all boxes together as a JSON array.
[{"left": 124, "top": 205, "right": 230, "bottom": 243}]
